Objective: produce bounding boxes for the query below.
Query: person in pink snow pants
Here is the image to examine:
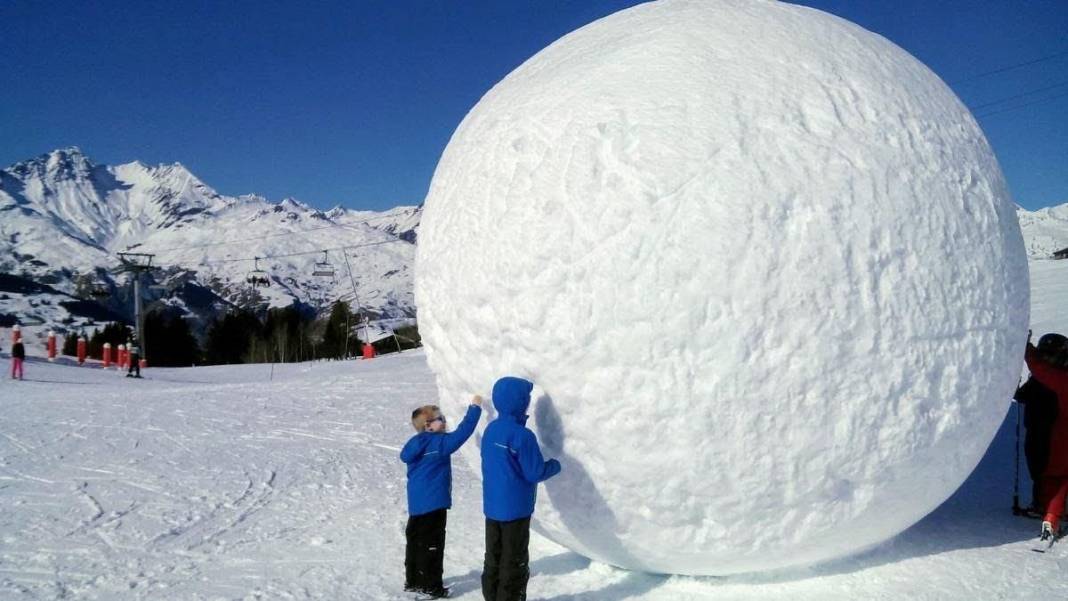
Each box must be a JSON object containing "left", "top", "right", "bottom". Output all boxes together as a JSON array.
[{"left": 11, "top": 339, "right": 25, "bottom": 380}]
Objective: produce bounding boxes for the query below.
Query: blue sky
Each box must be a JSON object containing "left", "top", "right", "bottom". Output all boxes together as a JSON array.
[{"left": 1, "top": 1, "right": 1065, "bottom": 211}]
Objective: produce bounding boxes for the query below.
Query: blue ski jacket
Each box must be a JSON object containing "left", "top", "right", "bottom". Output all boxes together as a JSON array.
[
  {"left": 481, "top": 377, "right": 561, "bottom": 521},
  {"left": 400, "top": 403, "right": 482, "bottom": 516}
]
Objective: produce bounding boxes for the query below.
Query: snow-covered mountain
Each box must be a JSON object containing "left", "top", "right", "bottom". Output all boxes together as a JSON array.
[
  {"left": 1017, "top": 201, "right": 1068, "bottom": 259},
  {"left": 2, "top": 147, "right": 1065, "bottom": 338},
  {"left": 0, "top": 148, "right": 421, "bottom": 335}
]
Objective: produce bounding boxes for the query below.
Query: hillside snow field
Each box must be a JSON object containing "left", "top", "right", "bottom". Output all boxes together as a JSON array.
[
  {"left": 0, "top": 260, "right": 1066, "bottom": 600},
  {"left": 0, "top": 148, "right": 420, "bottom": 335}
]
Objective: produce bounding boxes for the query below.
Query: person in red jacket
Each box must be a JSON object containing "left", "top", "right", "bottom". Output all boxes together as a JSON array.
[
  {"left": 1015, "top": 333, "right": 1064, "bottom": 513},
  {"left": 1024, "top": 331, "right": 1068, "bottom": 541}
]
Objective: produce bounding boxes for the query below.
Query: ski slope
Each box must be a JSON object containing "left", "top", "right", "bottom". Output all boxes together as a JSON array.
[{"left": 0, "top": 260, "right": 1066, "bottom": 600}]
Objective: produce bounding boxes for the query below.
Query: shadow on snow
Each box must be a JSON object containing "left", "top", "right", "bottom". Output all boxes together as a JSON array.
[{"left": 509, "top": 400, "right": 1036, "bottom": 594}]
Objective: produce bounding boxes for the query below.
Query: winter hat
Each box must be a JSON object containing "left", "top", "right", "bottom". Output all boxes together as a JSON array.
[
  {"left": 1037, "top": 333, "right": 1067, "bottom": 354},
  {"left": 1038, "top": 333, "right": 1068, "bottom": 366}
]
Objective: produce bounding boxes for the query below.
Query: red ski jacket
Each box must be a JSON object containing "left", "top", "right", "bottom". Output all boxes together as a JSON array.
[{"left": 1025, "top": 343, "right": 1068, "bottom": 476}]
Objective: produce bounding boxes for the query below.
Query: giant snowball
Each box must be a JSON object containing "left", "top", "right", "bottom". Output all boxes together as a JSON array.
[{"left": 414, "top": 0, "right": 1028, "bottom": 575}]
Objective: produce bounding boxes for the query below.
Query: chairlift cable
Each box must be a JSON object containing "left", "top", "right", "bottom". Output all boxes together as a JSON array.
[
  {"left": 145, "top": 213, "right": 411, "bottom": 254},
  {"left": 975, "top": 90, "right": 1068, "bottom": 118},
  {"left": 102, "top": 213, "right": 411, "bottom": 301},
  {"left": 140, "top": 238, "right": 405, "bottom": 271},
  {"left": 969, "top": 80, "right": 1068, "bottom": 111},
  {"left": 952, "top": 49, "right": 1068, "bottom": 85},
  {"left": 196, "top": 239, "right": 402, "bottom": 266}
]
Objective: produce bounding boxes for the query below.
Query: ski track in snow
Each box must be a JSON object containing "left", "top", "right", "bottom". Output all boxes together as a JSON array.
[{"left": 0, "top": 262, "right": 1065, "bottom": 599}]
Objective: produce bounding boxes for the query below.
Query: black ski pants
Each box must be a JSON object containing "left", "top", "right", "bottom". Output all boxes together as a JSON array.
[
  {"left": 482, "top": 517, "right": 531, "bottom": 601},
  {"left": 1025, "top": 433, "right": 1051, "bottom": 506},
  {"left": 128, "top": 353, "right": 141, "bottom": 377},
  {"left": 405, "top": 508, "right": 447, "bottom": 591}
]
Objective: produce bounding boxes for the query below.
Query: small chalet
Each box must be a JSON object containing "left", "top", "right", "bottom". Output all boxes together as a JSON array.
[{"left": 1053, "top": 246, "right": 1068, "bottom": 260}]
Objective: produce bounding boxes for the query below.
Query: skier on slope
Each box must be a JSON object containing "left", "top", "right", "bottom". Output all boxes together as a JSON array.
[
  {"left": 10, "top": 338, "right": 25, "bottom": 380},
  {"left": 1023, "top": 331, "right": 1068, "bottom": 542},
  {"left": 1014, "top": 333, "right": 1063, "bottom": 514},
  {"left": 127, "top": 340, "right": 142, "bottom": 378}
]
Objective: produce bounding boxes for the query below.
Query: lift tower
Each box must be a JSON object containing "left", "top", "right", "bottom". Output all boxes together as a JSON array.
[{"left": 116, "top": 252, "right": 158, "bottom": 356}]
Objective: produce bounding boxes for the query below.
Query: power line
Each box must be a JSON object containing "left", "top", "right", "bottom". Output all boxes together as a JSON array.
[
  {"left": 975, "top": 90, "right": 1068, "bottom": 118},
  {"left": 199, "top": 239, "right": 401, "bottom": 265},
  {"left": 144, "top": 211, "right": 414, "bottom": 254},
  {"left": 150, "top": 238, "right": 406, "bottom": 269},
  {"left": 953, "top": 49, "right": 1068, "bottom": 84},
  {"left": 970, "top": 80, "right": 1068, "bottom": 110},
  {"left": 147, "top": 223, "right": 342, "bottom": 253}
]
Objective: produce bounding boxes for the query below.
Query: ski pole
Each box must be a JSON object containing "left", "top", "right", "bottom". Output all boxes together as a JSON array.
[{"left": 1013, "top": 399, "right": 1022, "bottom": 516}]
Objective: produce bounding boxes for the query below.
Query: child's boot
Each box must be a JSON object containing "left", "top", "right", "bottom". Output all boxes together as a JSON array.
[{"left": 422, "top": 586, "right": 449, "bottom": 599}]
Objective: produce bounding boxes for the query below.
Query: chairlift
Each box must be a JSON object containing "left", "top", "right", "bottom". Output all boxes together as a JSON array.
[
  {"left": 312, "top": 251, "right": 336, "bottom": 278},
  {"left": 246, "top": 257, "right": 271, "bottom": 288},
  {"left": 89, "top": 280, "right": 110, "bottom": 297}
]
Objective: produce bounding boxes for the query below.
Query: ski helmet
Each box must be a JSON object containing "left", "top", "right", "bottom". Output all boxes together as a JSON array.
[{"left": 1037, "top": 333, "right": 1067, "bottom": 354}]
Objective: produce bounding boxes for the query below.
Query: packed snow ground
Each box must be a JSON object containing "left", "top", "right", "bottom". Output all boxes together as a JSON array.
[{"left": 1, "top": 260, "right": 1066, "bottom": 600}]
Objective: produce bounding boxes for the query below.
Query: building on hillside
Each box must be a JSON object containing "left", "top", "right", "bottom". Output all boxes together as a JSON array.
[{"left": 1053, "top": 247, "right": 1068, "bottom": 260}]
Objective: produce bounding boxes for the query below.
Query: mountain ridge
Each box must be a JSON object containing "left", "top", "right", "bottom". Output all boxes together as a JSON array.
[{"left": 1, "top": 148, "right": 421, "bottom": 337}]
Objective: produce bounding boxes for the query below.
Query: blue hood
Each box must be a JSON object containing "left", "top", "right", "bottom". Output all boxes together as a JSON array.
[{"left": 492, "top": 377, "right": 533, "bottom": 418}]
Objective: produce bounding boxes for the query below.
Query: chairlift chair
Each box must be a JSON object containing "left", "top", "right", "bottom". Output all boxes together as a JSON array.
[
  {"left": 312, "top": 251, "right": 336, "bottom": 278},
  {"left": 246, "top": 257, "right": 271, "bottom": 288},
  {"left": 89, "top": 281, "right": 110, "bottom": 297}
]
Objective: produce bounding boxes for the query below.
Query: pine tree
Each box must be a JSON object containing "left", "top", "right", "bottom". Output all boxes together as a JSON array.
[
  {"left": 393, "top": 324, "right": 422, "bottom": 351},
  {"left": 320, "top": 301, "right": 353, "bottom": 360},
  {"left": 101, "top": 322, "right": 133, "bottom": 350},
  {"left": 143, "top": 311, "right": 165, "bottom": 364},
  {"left": 165, "top": 315, "right": 200, "bottom": 366},
  {"left": 62, "top": 332, "right": 79, "bottom": 356},
  {"left": 202, "top": 305, "right": 317, "bottom": 366},
  {"left": 260, "top": 306, "right": 313, "bottom": 363},
  {"left": 142, "top": 311, "right": 202, "bottom": 367},
  {"left": 205, "top": 309, "right": 261, "bottom": 365},
  {"left": 88, "top": 327, "right": 103, "bottom": 359}
]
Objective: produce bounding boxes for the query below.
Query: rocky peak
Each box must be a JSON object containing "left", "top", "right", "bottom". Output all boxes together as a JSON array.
[
  {"left": 278, "top": 197, "right": 311, "bottom": 211},
  {"left": 6, "top": 147, "right": 95, "bottom": 181}
]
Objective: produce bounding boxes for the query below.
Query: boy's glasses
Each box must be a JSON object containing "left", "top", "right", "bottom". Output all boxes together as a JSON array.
[{"left": 428, "top": 416, "right": 446, "bottom": 425}]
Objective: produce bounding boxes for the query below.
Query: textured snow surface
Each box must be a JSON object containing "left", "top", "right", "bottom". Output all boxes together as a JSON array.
[{"left": 416, "top": 0, "right": 1029, "bottom": 575}]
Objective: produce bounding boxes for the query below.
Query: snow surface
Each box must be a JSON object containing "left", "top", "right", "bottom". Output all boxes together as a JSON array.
[
  {"left": 1017, "top": 202, "right": 1068, "bottom": 258},
  {"left": 415, "top": 0, "right": 1029, "bottom": 575},
  {"left": 0, "top": 260, "right": 1064, "bottom": 599}
]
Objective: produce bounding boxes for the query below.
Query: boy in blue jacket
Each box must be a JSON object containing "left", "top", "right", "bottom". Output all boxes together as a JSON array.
[
  {"left": 401, "top": 395, "right": 483, "bottom": 598},
  {"left": 481, "top": 377, "right": 561, "bottom": 601}
]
